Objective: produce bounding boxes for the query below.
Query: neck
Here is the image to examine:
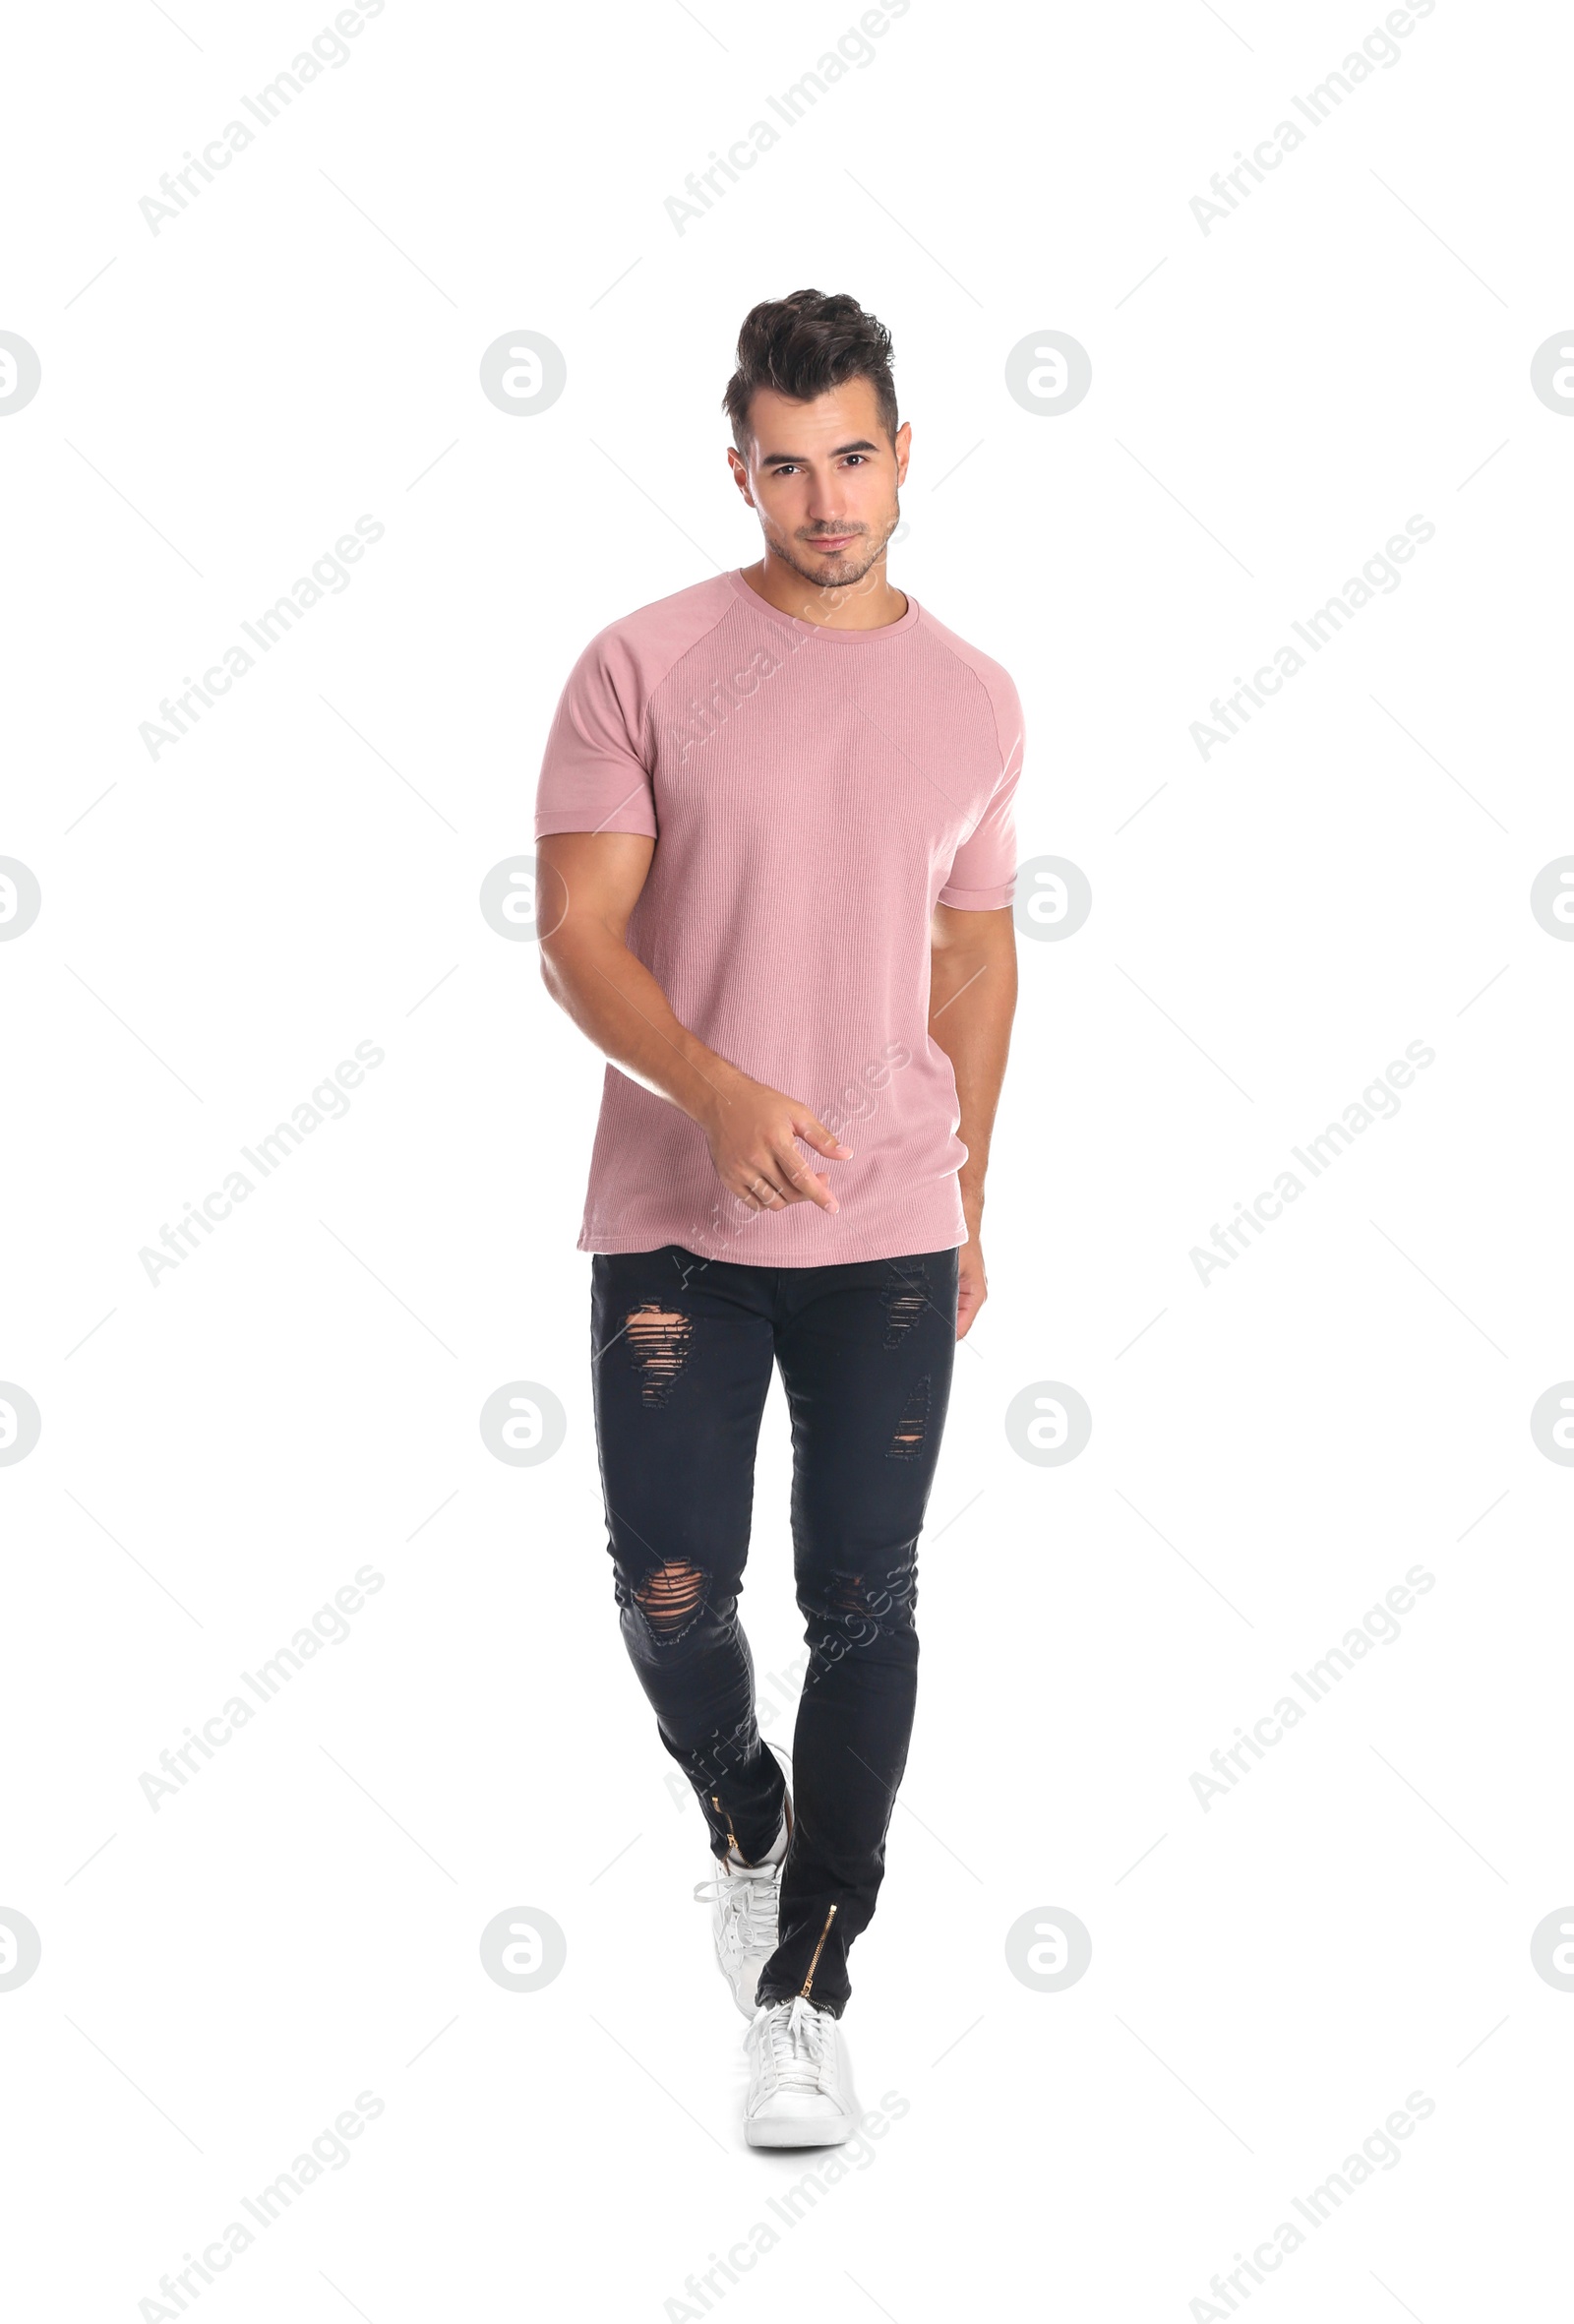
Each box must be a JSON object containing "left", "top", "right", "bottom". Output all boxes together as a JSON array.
[{"left": 741, "top": 548, "right": 908, "bottom": 631}]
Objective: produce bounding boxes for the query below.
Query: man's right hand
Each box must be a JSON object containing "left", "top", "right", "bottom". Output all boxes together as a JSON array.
[
  {"left": 701, "top": 1070, "right": 852, "bottom": 1213},
  {"left": 534, "top": 835, "right": 853, "bottom": 1216}
]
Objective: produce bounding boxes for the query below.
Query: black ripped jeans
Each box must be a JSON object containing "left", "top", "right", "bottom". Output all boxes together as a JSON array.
[{"left": 589, "top": 1241, "right": 959, "bottom": 2017}]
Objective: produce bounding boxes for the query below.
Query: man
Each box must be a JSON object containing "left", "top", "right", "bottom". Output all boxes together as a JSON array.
[{"left": 534, "top": 288, "right": 1021, "bottom": 2145}]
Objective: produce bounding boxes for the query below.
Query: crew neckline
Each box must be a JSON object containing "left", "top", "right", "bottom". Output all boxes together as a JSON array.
[{"left": 725, "top": 565, "right": 920, "bottom": 643}]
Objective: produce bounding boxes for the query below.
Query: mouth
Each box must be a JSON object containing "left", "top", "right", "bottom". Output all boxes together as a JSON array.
[{"left": 804, "top": 534, "right": 857, "bottom": 553}]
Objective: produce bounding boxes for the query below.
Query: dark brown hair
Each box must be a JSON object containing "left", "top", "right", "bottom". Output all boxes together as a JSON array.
[{"left": 722, "top": 289, "right": 898, "bottom": 454}]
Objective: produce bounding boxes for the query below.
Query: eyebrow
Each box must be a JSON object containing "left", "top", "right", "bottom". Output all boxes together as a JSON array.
[{"left": 757, "top": 438, "right": 881, "bottom": 466}]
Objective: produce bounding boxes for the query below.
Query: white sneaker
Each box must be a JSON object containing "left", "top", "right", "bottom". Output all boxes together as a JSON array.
[
  {"left": 743, "top": 1992, "right": 855, "bottom": 2147},
  {"left": 693, "top": 1804, "right": 789, "bottom": 2019}
]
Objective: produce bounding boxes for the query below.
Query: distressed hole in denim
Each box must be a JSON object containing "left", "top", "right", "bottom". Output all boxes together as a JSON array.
[
  {"left": 625, "top": 1305, "right": 693, "bottom": 1406},
  {"left": 881, "top": 1268, "right": 929, "bottom": 1349},
  {"left": 633, "top": 1559, "right": 709, "bottom": 1641},
  {"left": 809, "top": 1561, "right": 916, "bottom": 1653},
  {"left": 887, "top": 1374, "right": 931, "bottom": 1459},
  {"left": 827, "top": 1567, "right": 908, "bottom": 1621}
]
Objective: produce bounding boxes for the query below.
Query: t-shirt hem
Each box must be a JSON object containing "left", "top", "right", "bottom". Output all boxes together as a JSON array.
[
  {"left": 578, "top": 1220, "right": 968, "bottom": 1265},
  {"left": 938, "top": 879, "right": 1015, "bottom": 910},
  {"left": 534, "top": 809, "right": 659, "bottom": 840}
]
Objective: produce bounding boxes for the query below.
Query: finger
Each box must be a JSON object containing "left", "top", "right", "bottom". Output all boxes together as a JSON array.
[
  {"left": 956, "top": 1273, "right": 984, "bottom": 1338},
  {"left": 771, "top": 1144, "right": 839, "bottom": 1212},
  {"left": 739, "top": 1169, "right": 789, "bottom": 1209},
  {"left": 790, "top": 1109, "right": 854, "bottom": 1160}
]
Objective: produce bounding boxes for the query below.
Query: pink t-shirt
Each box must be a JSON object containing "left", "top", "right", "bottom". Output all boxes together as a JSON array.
[{"left": 535, "top": 568, "right": 1022, "bottom": 1264}]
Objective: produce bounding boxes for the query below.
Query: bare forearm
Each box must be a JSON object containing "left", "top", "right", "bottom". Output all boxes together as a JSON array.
[
  {"left": 541, "top": 924, "right": 740, "bottom": 1131},
  {"left": 929, "top": 934, "right": 1017, "bottom": 1218},
  {"left": 534, "top": 830, "right": 847, "bottom": 1218}
]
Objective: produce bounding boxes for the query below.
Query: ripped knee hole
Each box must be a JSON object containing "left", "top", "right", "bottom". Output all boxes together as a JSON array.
[{"left": 633, "top": 1560, "right": 709, "bottom": 1638}]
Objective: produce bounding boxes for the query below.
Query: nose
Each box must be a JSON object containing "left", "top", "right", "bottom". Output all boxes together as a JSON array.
[{"left": 803, "top": 482, "right": 851, "bottom": 529}]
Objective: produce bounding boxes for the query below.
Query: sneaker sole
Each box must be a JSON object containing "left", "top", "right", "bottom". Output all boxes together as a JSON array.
[{"left": 745, "top": 2109, "right": 855, "bottom": 2149}]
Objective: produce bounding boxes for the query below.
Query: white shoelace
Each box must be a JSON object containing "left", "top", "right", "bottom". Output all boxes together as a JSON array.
[
  {"left": 760, "top": 1995, "right": 832, "bottom": 2094},
  {"left": 693, "top": 1862, "right": 781, "bottom": 1953}
]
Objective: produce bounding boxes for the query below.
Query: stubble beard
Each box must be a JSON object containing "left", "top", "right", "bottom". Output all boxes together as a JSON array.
[{"left": 766, "top": 501, "right": 901, "bottom": 598}]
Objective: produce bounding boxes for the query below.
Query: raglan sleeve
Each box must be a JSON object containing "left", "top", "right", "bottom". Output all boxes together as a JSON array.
[
  {"left": 534, "top": 629, "right": 660, "bottom": 840},
  {"left": 937, "top": 663, "right": 1023, "bottom": 910}
]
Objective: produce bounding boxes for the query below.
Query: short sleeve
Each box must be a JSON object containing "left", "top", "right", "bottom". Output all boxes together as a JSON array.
[
  {"left": 938, "top": 669, "right": 1023, "bottom": 909},
  {"left": 534, "top": 631, "right": 660, "bottom": 840}
]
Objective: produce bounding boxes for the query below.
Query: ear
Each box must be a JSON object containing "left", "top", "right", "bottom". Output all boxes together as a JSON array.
[
  {"left": 893, "top": 419, "right": 911, "bottom": 488},
  {"left": 726, "top": 445, "right": 757, "bottom": 508}
]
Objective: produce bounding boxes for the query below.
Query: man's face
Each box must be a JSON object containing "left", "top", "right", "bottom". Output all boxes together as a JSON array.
[{"left": 728, "top": 376, "right": 909, "bottom": 592}]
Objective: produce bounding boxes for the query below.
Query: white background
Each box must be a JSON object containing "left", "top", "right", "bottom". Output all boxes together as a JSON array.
[{"left": 3, "top": 1, "right": 1571, "bottom": 2316}]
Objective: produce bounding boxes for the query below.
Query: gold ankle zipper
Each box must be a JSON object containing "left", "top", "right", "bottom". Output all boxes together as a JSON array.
[
  {"left": 800, "top": 1903, "right": 837, "bottom": 1998},
  {"left": 711, "top": 1793, "right": 744, "bottom": 1861}
]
